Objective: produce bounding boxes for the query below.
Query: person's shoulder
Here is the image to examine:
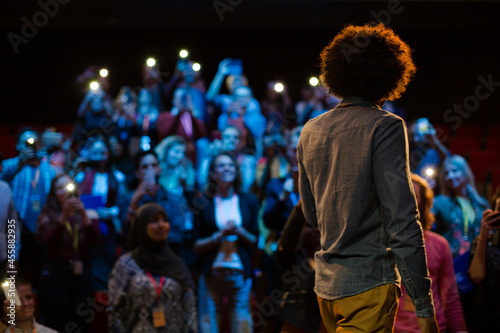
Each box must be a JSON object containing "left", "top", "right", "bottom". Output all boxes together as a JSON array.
[
  {"left": 238, "top": 192, "right": 259, "bottom": 204},
  {"left": 115, "top": 251, "right": 140, "bottom": 270},
  {"left": 425, "top": 230, "right": 448, "bottom": 245}
]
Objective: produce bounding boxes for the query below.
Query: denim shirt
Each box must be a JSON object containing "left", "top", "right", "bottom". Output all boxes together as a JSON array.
[{"left": 298, "top": 97, "right": 435, "bottom": 317}]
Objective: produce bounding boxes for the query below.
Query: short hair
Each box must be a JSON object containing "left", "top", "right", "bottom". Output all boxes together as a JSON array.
[
  {"left": 319, "top": 23, "right": 416, "bottom": 102},
  {"left": 411, "top": 174, "right": 435, "bottom": 230}
]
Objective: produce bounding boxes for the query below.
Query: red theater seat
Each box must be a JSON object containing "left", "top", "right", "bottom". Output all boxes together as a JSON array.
[
  {"left": 454, "top": 125, "right": 483, "bottom": 137},
  {"left": 468, "top": 150, "right": 500, "bottom": 183},
  {"left": 449, "top": 136, "right": 480, "bottom": 157},
  {"left": 0, "top": 135, "right": 17, "bottom": 159},
  {"left": 485, "top": 136, "right": 500, "bottom": 155}
]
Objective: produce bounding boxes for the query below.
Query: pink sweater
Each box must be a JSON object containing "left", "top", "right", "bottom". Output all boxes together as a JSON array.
[{"left": 394, "top": 230, "right": 467, "bottom": 333}]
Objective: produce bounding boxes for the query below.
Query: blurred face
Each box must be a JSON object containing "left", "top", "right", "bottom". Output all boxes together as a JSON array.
[
  {"left": 15, "top": 284, "right": 35, "bottom": 323},
  {"left": 213, "top": 155, "right": 237, "bottom": 184},
  {"left": 166, "top": 144, "right": 186, "bottom": 167},
  {"left": 234, "top": 87, "right": 252, "bottom": 108},
  {"left": 146, "top": 213, "right": 170, "bottom": 242},
  {"left": 222, "top": 128, "right": 240, "bottom": 152},
  {"left": 108, "top": 136, "right": 123, "bottom": 157},
  {"left": 444, "top": 162, "right": 467, "bottom": 192},
  {"left": 89, "top": 141, "right": 109, "bottom": 162},
  {"left": 137, "top": 154, "right": 160, "bottom": 182},
  {"left": 54, "top": 175, "right": 74, "bottom": 204},
  {"left": 173, "top": 89, "right": 191, "bottom": 110},
  {"left": 17, "top": 131, "right": 39, "bottom": 151}
]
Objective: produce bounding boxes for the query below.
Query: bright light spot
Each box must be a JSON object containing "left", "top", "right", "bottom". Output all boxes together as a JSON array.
[
  {"left": 309, "top": 77, "right": 319, "bottom": 86},
  {"left": 192, "top": 63, "right": 201, "bottom": 71},
  {"left": 425, "top": 168, "right": 435, "bottom": 177},
  {"left": 2, "top": 281, "right": 9, "bottom": 287},
  {"left": 99, "top": 69, "right": 108, "bottom": 77},
  {"left": 179, "top": 49, "right": 189, "bottom": 58},
  {"left": 146, "top": 58, "right": 156, "bottom": 67},
  {"left": 274, "top": 82, "right": 284, "bottom": 93},
  {"left": 90, "top": 81, "right": 99, "bottom": 91},
  {"left": 66, "top": 183, "right": 75, "bottom": 192},
  {"left": 27, "top": 138, "right": 35, "bottom": 145}
]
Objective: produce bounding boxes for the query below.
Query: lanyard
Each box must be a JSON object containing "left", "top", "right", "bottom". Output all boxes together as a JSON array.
[
  {"left": 30, "top": 168, "right": 40, "bottom": 190},
  {"left": 146, "top": 271, "right": 165, "bottom": 304},
  {"left": 64, "top": 220, "right": 79, "bottom": 252},
  {"left": 215, "top": 194, "right": 238, "bottom": 226}
]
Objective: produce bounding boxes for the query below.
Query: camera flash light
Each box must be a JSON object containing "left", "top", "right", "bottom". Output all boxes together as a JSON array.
[
  {"left": 274, "top": 83, "right": 284, "bottom": 93},
  {"left": 425, "top": 168, "right": 435, "bottom": 177},
  {"left": 99, "top": 69, "right": 109, "bottom": 78},
  {"left": 309, "top": 77, "right": 319, "bottom": 86},
  {"left": 66, "top": 183, "right": 75, "bottom": 192},
  {"left": 27, "top": 138, "right": 35, "bottom": 145},
  {"left": 146, "top": 58, "right": 156, "bottom": 67},
  {"left": 90, "top": 81, "right": 99, "bottom": 91},
  {"left": 192, "top": 63, "right": 201, "bottom": 71},
  {"left": 179, "top": 50, "right": 189, "bottom": 58}
]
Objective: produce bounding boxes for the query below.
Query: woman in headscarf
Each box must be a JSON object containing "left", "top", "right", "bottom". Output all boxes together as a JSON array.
[{"left": 107, "top": 203, "right": 198, "bottom": 333}]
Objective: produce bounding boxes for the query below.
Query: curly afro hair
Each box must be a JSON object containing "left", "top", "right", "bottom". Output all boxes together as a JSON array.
[{"left": 319, "top": 23, "right": 416, "bottom": 102}]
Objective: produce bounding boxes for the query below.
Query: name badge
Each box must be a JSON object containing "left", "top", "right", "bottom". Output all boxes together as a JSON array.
[
  {"left": 152, "top": 307, "right": 166, "bottom": 327},
  {"left": 32, "top": 194, "right": 41, "bottom": 211},
  {"left": 72, "top": 259, "right": 83, "bottom": 275}
]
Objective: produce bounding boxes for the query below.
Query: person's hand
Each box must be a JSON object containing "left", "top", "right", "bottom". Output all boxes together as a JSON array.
[
  {"left": 480, "top": 209, "right": 500, "bottom": 233},
  {"left": 417, "top": 316, "right": 439, "bottom": 333},
  {"left": 221, "top": 221, "right": 238, "bottom": 237},
  {"left": 218, "top": 58, "right": 231, "bottom": 76},
  {"left": 19, "top": 146, "right": 36, "bottom": 165},
  {"left": 72, "top": 198, "right": 86, "bottom": 214},
  {"left": 174, "top": 165, "right": 188, "bottom": 182}
]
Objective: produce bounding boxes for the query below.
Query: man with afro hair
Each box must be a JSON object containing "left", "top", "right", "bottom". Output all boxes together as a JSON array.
[{"left": 298, "top": 23, "right": 439, "bottom": 332}]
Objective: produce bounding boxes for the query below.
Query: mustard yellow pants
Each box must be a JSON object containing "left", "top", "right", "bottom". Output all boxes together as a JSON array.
[{"left": 317, "top": 284, "right": 400, "bottom": 333}]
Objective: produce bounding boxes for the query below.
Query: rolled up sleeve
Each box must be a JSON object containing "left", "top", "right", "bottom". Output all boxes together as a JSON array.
[{"left": 373, "top": 117, "right": 435, "bottom": 318}]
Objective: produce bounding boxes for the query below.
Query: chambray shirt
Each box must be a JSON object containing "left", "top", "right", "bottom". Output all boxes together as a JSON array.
[{"left": 298, "top": 97, "right": 435, "bottom": 318}]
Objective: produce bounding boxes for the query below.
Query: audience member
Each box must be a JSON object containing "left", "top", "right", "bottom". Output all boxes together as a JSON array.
[
  {"left": 0, "top": 159, "right": 19, "bottom": 282},
  {"left": 37, "top": 174, "right": 100, "bottom": 332},
  {"left": 394, "top": 174, "right": 467, "bottom": 333},
  {"left": 108, "top": 203, "right": 197, "bottom": 332},
  {"left": 1, "top": 278, "right": 58, "bottom": 333},
  {"left": 433, "top": 155, "right": 489, "bottom": 258},
  {"left": 74, "top": 138, "right": 126, "bottom": 291},
  {"left": 0, "top": 128, "right": 56, "bottom": 286},
  {"left": 466, "top": 186, "right": 500, "bottom": 332},
  {"left": 274, "top": 201, "right": 325, "bottom": 333},
  {"left": 193, "top": 153, "right": 259, "bottom": 333}
]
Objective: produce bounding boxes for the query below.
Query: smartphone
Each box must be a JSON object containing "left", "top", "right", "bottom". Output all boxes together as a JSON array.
[{"left": 228, "top": 59, "right": 243, "bottom": 76}]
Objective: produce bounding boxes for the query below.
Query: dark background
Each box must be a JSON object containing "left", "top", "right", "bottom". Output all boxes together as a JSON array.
[{"left": 1, "top": 0, "right": 499, "bottom": 128}]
